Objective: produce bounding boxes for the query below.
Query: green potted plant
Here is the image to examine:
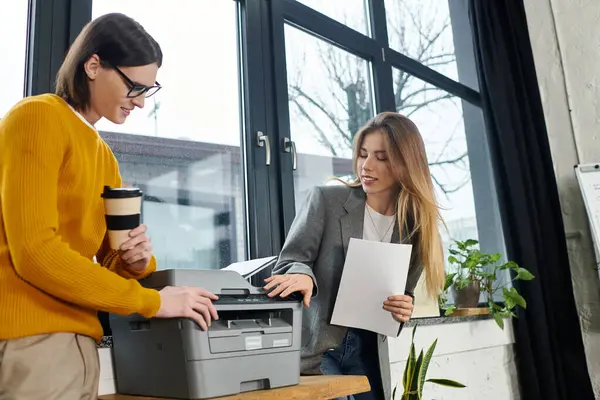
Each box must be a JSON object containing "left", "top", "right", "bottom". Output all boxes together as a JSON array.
[
  {"left": 393, "top": 326, "right": 465, "bottom": 399},
  {"left": 439, "top": 239, "right": 535, "bottom": 329}
]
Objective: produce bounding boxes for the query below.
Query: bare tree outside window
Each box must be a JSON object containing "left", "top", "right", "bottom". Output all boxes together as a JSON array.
[{"left": 287, "top": 0, "right": 468, "bottom": 197}]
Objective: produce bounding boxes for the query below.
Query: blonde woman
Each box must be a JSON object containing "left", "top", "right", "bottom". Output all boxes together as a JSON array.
[{"left": 264, "top": 112, "right": 445, "bottom": 400}]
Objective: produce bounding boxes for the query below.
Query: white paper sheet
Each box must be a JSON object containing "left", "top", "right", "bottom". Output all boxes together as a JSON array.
[
  {"left": 221, "top": 256, "right": 277, "bottom": 279},
  {"left": 330, "top": 238, "right": 412, "bottom": 337}
]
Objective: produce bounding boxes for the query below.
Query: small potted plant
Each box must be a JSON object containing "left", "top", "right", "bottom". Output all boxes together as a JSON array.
[
  {"left": 393, "top": 326, "right": 465, "bottom": 399},
  {"left": 439, "top": 239, "right": 534, "bottom": 329}
]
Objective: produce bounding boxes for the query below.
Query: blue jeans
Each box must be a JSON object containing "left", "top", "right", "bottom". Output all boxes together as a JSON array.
[{"left": 320, "top": 328, "right": 384, "bottom": 400}]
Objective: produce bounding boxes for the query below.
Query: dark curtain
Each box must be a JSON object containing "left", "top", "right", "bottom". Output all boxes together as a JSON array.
[{"left": 468, "top": 1, "right": 594, "bottom": 399}]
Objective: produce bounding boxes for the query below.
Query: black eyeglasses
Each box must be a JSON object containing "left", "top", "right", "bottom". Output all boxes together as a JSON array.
[{"left": 111, "top": 64, "right": 162, "bottom": 99}]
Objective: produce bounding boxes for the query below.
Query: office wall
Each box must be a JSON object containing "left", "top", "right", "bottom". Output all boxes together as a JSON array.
[
  {"left": 523, "top": 0, "right": 600, "bottom": 396},
  {"left": 388, "top": 319, "right": 519, "bottom": 400}
]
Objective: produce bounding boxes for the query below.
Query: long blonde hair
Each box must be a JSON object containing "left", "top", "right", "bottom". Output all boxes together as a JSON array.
[{"left": 349, "top": 112, "right": 445, "bottom": 298}]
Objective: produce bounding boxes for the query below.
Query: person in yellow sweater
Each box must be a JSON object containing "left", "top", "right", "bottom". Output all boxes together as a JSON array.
[{"left": 0, "top": 13, "right": 219, "bottom": 400}]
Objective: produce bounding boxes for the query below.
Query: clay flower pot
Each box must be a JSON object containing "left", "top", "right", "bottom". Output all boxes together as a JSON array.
[{"left": 451, "top": 281, "right": 480, "bottom": 308}]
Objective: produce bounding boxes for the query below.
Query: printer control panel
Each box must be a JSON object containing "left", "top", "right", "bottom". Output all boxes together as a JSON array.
[{"left": 216, "top": 293, "right": 301, "bottom": 305}]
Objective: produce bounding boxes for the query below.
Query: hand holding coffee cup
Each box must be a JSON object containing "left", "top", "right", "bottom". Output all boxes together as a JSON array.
[
  {"left": 101, "top": 186, "right": 143, "bottom": 250},
  {"left": 120, "top": 224, "right": 153, "bottom": 271}
]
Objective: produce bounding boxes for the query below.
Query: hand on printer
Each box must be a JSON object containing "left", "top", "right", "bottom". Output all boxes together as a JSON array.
[
  {"left": 155, "top": 286, "right": 220, "bottom": 330},
  {"left": 263, "top": 274, "right": 313, "bottom": 308}
]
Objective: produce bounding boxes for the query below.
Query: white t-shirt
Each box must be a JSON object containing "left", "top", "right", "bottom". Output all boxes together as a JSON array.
[
  {"left": 363, "top": 203, "right": 396, "bottom": 243},
  {"left": 67, "top": 104, "right": 97, "bottom": 132}
]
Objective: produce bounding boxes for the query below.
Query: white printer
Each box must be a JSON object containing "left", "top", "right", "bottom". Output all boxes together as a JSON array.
[{"left": 110, "top": 269, "right": 303, "bottom": 399}]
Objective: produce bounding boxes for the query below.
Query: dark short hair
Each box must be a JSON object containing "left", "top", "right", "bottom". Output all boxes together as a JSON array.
[{"left": 55, "top": 13, "right": 163, "bottom": 110}]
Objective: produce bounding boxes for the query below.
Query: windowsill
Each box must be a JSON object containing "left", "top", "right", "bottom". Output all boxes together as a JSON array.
[
  {"left": 405, "top": 313, "right": 493, "bottom": 327},
  {"left": 97, "top": 314, "right": 494, "bottom": 349}
]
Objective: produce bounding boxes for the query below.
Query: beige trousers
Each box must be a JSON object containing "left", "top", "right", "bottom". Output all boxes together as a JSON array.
[{"left": 0, "top": 333, "right": 100, "bottom": 400}]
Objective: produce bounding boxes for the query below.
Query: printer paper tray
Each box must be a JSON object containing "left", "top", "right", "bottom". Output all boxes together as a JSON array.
[
  {"left": 207, "top": 318, "right": 293, "bottom": 354},
  {"left": 208, "top": 318, "right": 292, "bottom": 338},
  {"left": 209, "top": 331, "right": 293, "bottom": 353}
]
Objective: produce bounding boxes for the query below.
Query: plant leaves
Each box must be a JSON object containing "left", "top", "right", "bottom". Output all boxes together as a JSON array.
[
  {"left": 500, "top": 260, "right": 519, "bottom": 270},
  {"left": 447, "top": 255, "right": 459, "bottom": 265},
  {"left": 507, "top": 287, "right": 527, "bottom": 308},
  {"left": 444, "top": 273, "right": 457, "bottom": 291},
  {"left": 417, "top": 339, "right": 438, "bottom": 397},
  {"left": 403, "top": 327, "right": 417, "bottom": 392},
  {"left": 503, "top": 288, "right": 516, "bottom": 310},
  {"left": 479, "top": 254, "right": 493, "bottom": 267},
  {"left": 403, "top": 345, "right": 414, "bottom": 391},
  {"left": 397, "top": 325, "right": 467, "bottom": 398},
  {"left": 455, "top": 277, "right": 473, "bottom": 290},
  {"left": 464, "top": 239, "right": 479, "bottom": 247},
  {"left": 515, "top": 268, "right": 535, "bottom": 281},
  {"left": 409, "top": 350, "right": 424, "bottom": 394},
  {"left": 493, "top": 311, "right": 505, "bottom": 329},
  {"left": 426, "top": 378, "right": 467, "bottom": 388},
  {"left": 466, "top": 259, "right": 476, "bottom": 270},
  {"left": 478, "top": 270, "right": 495, "bottom": 280},
  {"left": 444, "top": 305, "right": 456, "bottom": 316}
]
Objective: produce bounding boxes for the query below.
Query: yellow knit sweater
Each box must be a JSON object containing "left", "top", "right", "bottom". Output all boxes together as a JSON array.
[{"left": 0, "top": 94, "right": 161, "bottom": 342}]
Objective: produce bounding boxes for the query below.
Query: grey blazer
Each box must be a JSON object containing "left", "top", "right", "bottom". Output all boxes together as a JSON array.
[{"left": 272, "top": 184, "right": 423, "bottom": 400}]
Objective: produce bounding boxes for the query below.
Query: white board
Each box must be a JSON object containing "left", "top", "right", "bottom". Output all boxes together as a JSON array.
[{"left": 575, "top": 163, "right": 600, "bottom": 259}]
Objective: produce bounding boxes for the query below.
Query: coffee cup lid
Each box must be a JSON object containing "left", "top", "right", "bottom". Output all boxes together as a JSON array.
[{"left": 101, "top": 186, "right": 143, "bottom": 199}]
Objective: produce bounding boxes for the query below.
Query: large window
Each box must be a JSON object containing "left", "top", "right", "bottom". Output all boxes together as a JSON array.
[
  {"left": 385, "top": 0, "right": 479, "bottom": 91},
  {"left": 25, "top": 0, "right": 504, "bottom": 310},
  {"left": 268, "top": 0, "right": 503, "bottom": 309},
  {"left": 0, "top": 1, "right": 29, "bottom": 117},
  {"left": 296, "top": 0, "right": 370, "bottom": 35},
  {"left": 391, "top": 70, "right": 478, "bottom": 247},
  {"left": 92, "top": 0, "right": 247, "bottom": 270},
  {"left": 284, "top": 24, "right": 373, "bottom": 210},
  {"left": 385, "top": 0, "right": 459, "bottom": 83}
]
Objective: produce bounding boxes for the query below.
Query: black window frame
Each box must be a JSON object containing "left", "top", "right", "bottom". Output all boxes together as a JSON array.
[{"left": 266, "top": 0, "right": 504, "bottom": 261}]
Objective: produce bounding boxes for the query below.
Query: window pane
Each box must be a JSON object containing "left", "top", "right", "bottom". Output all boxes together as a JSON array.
[
  {"left": 392, "top": 68, "right": 479, "bottom": 267},
  {"left": 385, "top": 0, "right": 460, "bottom": 83},
  {"left": 92, "top": 1, "right": 246, "bottom": 269},
  {"left": 296, "top": 0, "right": 370, "bottom": 36},
  {"left": 285, "top": 25, "right": 374, "bottom": 210},
  {"left": 0, "top": 1, "right": 28, "bottom": 117}
]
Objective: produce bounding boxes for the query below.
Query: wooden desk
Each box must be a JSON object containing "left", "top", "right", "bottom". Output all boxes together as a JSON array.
[{"left": 98, "top": 375, "right": 370, "bottom": 400}]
